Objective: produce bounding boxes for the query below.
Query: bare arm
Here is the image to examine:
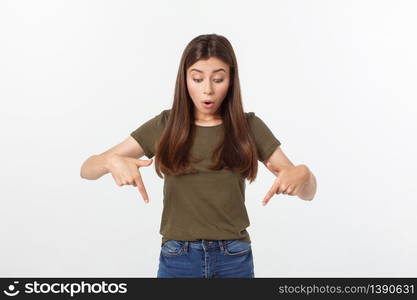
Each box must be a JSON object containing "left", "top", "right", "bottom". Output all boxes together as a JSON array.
[
  {"left": 80, "top": 136, "right": 146, "bottom": 180},
  {"left": 263, "top": 146, "right": 317, "bottom": 202}
]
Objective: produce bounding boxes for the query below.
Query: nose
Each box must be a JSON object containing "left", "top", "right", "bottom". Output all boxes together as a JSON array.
[{"left": 203, "top": 81, "right": 214, "bottom": 95}]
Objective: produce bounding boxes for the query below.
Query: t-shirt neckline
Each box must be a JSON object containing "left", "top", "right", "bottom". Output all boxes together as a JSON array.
[{"left": 194, "top": 123, "right": 223, "bottom": 128}]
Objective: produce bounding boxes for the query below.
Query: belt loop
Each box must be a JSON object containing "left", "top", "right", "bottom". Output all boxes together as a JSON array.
[
  {"left": 219, "top": 240, "right": 224, "bottom": 253},
  {"left": 184, "top": 241, "right": 189, "bottom": 253}
]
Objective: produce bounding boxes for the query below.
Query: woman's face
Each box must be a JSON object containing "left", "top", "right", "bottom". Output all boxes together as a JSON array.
[{"left": 186, "top": 57, "right": 230, "bottom": 119}]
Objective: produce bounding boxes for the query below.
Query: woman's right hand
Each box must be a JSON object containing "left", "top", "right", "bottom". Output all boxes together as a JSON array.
[{"left": 106, "top": 154, "right": 153, "bottom": 203}]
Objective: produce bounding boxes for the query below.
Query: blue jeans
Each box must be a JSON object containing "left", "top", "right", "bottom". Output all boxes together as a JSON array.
[{"left": 157, "top": 239, "right": 255, "bottom": 278}]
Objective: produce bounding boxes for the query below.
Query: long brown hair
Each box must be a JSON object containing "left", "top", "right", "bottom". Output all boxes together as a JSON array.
[{"left": 155, "top": 34, "right": 259, "bottom": 183}]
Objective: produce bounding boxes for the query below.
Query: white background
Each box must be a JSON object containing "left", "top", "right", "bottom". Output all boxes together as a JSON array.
[{"left": 1, "top": 0, "right": 416, "bottom": 277}]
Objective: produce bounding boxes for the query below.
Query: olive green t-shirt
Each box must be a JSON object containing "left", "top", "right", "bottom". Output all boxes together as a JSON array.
[{"left": 130, "top": 109, "right": 281, "bottom": 246}]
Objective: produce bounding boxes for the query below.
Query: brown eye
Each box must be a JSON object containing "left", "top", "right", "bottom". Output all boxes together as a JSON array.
[
  {"left": 193, "top": 79, "right": 203, "bottom": 83},
  {"left": 214, "top": 79, "right": 224, "bottom": 83}
]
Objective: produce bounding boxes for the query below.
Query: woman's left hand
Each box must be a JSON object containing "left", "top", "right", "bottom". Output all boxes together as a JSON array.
[{"left": 262, "top": 163, "right": 310, "bottom": 206}]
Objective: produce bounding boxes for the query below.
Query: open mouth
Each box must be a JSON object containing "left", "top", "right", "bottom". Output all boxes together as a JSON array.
[{"left": 202, "top": 100, "right": 214, "bottom": 108}]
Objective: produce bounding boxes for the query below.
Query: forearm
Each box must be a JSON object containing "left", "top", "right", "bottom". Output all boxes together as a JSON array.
[
  {"left": 297, "top": 165, "right": 317, "bottom": 201},
  {"left": 80, "top": 154, "right": 113, "bottom": 180}
]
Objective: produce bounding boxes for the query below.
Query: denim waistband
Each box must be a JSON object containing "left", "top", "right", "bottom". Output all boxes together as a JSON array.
[{"left": 185, "top": 239, "right": 235, "bottom": 250}]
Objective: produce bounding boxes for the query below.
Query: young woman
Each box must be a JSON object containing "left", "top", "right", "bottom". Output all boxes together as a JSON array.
[{"left": 80, "top": 34, "right": 317, "bottom": 278}]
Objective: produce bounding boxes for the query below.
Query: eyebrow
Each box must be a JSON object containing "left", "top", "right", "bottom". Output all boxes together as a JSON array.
[{"left": 189, "top": 68, "right": 226, "bottom": 74}]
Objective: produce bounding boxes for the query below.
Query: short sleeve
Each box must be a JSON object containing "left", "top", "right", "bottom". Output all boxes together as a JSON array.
[
  {"left": 246, "top": 112, "right": 281, "bottom": 162},
  {"left": 130, "top": 110, "right": 168, "bottom": 159}
]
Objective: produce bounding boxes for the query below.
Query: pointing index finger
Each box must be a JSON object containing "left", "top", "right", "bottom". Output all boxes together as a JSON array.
[
  {"left": 262, "top": 179, "right": 280, "bottom": 206},
  {"left": 134, "top": 172, "right": 149, "bottom": 203}
]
